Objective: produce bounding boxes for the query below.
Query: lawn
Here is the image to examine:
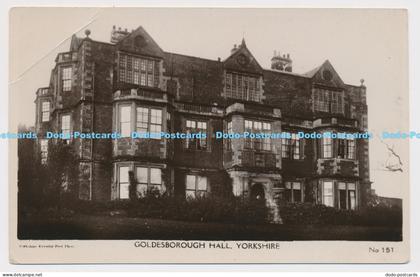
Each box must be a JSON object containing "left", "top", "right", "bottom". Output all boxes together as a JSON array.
[{"left": 18, "top": 214, "right": 402, "bottom": 241}]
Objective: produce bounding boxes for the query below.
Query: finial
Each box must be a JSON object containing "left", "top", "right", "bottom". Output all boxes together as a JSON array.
[
  {"left": 84, "top": 29, "right": 91, "bottom": 37},
  {"left": 241, "top": 37, "right": 246, "bottom": 47},
  {"left": 360, "top": 78, "right": 365, "bottom": 86}
]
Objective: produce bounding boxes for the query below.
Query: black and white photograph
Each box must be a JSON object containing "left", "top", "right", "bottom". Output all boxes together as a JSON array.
[{"left": 8, "top": 7, "right": 409, "bottom": 264}]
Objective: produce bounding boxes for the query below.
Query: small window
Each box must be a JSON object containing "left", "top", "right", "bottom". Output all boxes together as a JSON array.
[
  {"left": 186, "top": 175, "right": 208, "bottom": 199},
  {"left": 322, "top": 181, "right": 334, "bottom": 207},
  {"left": 285, "top": 181, "right": 302, "bottom": 203},
  {"left": 185, "top": 120, "right": 207, "bottom": 150},
  {"left": 61, "top": 67, "right": 72, "bottom": 92},
  {"left": 119, "top": 105, "right": 131, "bottom": 137},
  {"left": 41, "top": 101, "right": 50, "bottom": 122},
  {"left": 282, "top": 132, "right": 303, "bottom": 159},
  {"left": 244, "top": 120, "right": 271, "bottom": 151},
  {"left": 61, "top": 114, "right": 71, "bottom": 139}
]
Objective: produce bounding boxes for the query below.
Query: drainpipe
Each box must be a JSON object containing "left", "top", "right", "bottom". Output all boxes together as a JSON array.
[{"left": 89, "top": 62, "right": 95, "bottom": 201}]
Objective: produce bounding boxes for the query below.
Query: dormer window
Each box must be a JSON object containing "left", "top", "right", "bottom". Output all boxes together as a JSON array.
[
  {"left": 225, "top": 72, "right": 261, "bottom": 102},
  {"left": 119, "top": 53, "right": 158, "bottom": 87}
]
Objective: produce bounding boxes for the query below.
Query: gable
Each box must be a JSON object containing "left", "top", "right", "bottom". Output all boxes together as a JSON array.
[
  {"left": 223, "top": 40, "right": 263, "bottom": 75},
  {"left": 116, "top": 26, "right": 164, "bottom": 58},
  {"left": 306, "top": 60, "right": 345, "bottom": 88}
]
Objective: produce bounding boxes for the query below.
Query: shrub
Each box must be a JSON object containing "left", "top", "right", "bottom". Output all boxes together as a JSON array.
[
  {"left": 70, "top": 194, "right": 270, "bottom": 225},
  {"left": 279, "top": 202, "right": 402, "bottom": 227}
]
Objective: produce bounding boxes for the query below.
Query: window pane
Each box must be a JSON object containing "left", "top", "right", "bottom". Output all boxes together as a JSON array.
[
  {"left": 323, "top": 181, "right": 334, "bottom": 207},
  {"left": 186, "top": 190, "right": 196, "bottom": 199},
  {"left": 120, "top": 183, "right": 130, "bottom": 199},
  {"left": 197, "top": 176, "right": 207, "bottom": 191},
  {"left": 338, "top": 182, "right": 346, "bottom": 190},
  {"left": 293, "top": 182, "right": 301, "bottom": 190},
  {"left": 150, "top": 109, "right": 162, "bottom": 124},
  {"left": 186, "top": 175, "right": 196, "bottom": 190},
  {"left": 119, "top": 166, "right": 129, "bottom": 183},
  {"left": 150, "top": 168, "right": 162, "bottom": 184},
  {"left": 120, "top": 106, "right": 131, "bottom": 137},
  {"left": 136, "top": 167, "right": 148, "bottom": 184},
  {"left": 349, "top": 191, "right": 356, "bottom": 210},
  {"left": 347, "top": 183, "right": 356, "bottom": 190}
]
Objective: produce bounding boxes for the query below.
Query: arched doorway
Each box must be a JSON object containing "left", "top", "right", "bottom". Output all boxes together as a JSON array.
[{"left": 250, "top": 183, "right": 265, "bottom": 202}]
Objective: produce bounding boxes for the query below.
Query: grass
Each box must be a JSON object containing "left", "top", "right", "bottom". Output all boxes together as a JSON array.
[{"left": 18, "top": 213, "right": 402, "bottom": 241}]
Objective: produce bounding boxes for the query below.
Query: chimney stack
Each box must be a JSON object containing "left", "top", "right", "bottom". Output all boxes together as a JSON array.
[
  {"left": 271, "top": 50, "right": 293, "bottom": 72},
  {"left": 111, "top": 26, "right": 130, "bottom": 43}
]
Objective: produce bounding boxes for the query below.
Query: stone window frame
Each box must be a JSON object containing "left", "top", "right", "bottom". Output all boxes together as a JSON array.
[
  {"left": 284, "top": 181, "right": 304, "bottom": 203},
  {"left": 118, "top": 52, "right": 158, "bottom": 87},
  {"left": 117, "top": 103, "right": 163, "bottom": 139},
  {"left": 185, "top": 174, "right": 208, "bottom": 199},
  {"left": 338, "top": 181, "right": 357, "bottom": 210},
  {"left": 337, "top": 137, "right": 356, "bottom": 160},
  {"left": 60, "top": 66, "right": 73, "bottom": 92},
  {"left": 136, "top": 106, "right": 163, "bottom": 136},
  {"left": 41, "top": 101, "right": 50, "bottom": 122},
  {"left": 60, "top": 113, "right": 72, "bottom": 143},
  {"left": 313, "top": 88, "right": 344, "bottom": 114},
  {"left": 135, "top": 166, "right": 163, "bottom": 197},
  {"left": 321, "top": 180, "right": 334, "bottom": 207},
  {"left": 184, "top": 119, "right": 208, "bottom": 151},
  {"left": 244, "top": 119, "right": 272, "bottom": 151},
  {"left": 281, "top": 132, "right": 303, "bottom": 159},
  {"left": 225, "top": 71, "right": 261, "bottom": 102},
  {"left": 321, "top": 135, "right": 333, "bottom": 158},
  {"left": 117, "top": 163, "right": 164, "bottom": 200}
]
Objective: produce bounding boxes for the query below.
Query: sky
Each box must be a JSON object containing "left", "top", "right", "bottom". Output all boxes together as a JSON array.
[{"left": 9, "top": 8, "right": 409, "bottom": 198}]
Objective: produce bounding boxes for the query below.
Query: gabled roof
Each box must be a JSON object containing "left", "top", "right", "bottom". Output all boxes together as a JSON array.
[
  {"left": 303, "top": 60, "right": 345, "bottom": 88},
  {"left": 116, "top": 26, "right": 164, "bottom": 58},
  {"left": 223, "top": 39, "right": 263, "bottom": 75}
]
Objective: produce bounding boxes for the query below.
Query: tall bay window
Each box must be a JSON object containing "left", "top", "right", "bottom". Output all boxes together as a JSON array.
[
  {"left": 119, "top": 53, "right": 158, "bottom": 87},
  {"left": 338, "top": 182, "right": 357, "bottom": 210},
  {"left": 281, "top": 133, "right": 302, "bottom": 159},
  {"left": 41, "top": 101, "right": 50, "bottom": 122},
  {"left": 185, "top": 120, "right": 207, "bottom": 150},
  {"left": 61, "top": 67, "right": 72, "bottom": 92},
  {"left": 225, "top": 72, "right": 261, "bottom": 102}
]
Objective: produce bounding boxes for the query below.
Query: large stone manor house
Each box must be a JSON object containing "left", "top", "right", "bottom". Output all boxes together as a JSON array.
[{"left": 34, "top": 26, "right": 371, "bottom": 221}]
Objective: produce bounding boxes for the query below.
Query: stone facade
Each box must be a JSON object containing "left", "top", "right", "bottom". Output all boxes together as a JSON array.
[{"left": 34, "top": 26, "right": 371, "bottom": 222}]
